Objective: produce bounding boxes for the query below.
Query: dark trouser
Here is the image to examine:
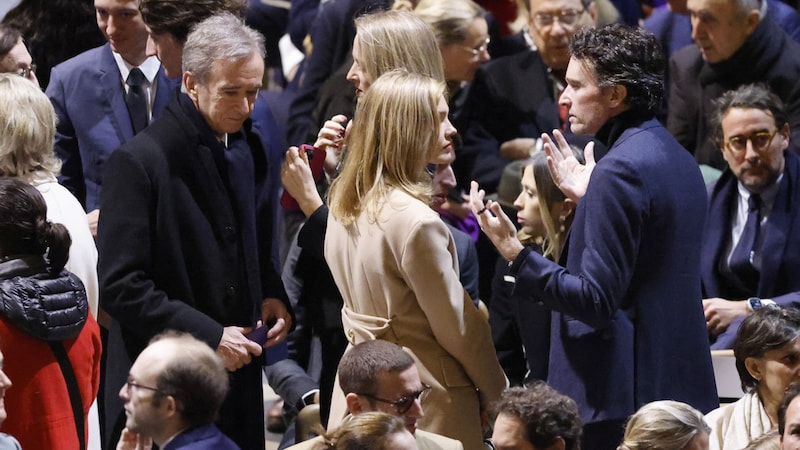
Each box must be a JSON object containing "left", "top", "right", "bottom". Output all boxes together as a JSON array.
[{"left": 219, "top": 360, "right": 266, "bottom": 450}]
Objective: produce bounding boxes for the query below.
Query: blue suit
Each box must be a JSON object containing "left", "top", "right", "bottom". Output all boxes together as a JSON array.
[
  {"left": 510, "top": 114, "right": 718, "bottom": 449},
  {"left": 163, "top": 424, "right": 240, "bottom": 450},
  {"left": 702, "top": 151, "right": 800, "bottom": 348},
  {"left": 46, "top": 43, "right": 175, "bottom": 211}
]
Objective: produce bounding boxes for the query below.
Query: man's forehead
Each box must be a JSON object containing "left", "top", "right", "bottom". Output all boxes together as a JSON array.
[
  {"left": 530, "top": 0, "right": 586, "bottom": 12},
  {"left": 374, "top": 367, "right": 419, "bottom": 395},
  {"left": 95, "top": 0, "right": 141, "bottom": 10}
]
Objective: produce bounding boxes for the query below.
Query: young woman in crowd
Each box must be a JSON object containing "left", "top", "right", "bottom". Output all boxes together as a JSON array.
[
  {"left": 0, "top": 177, "right": 101, "bottom": 450},
  {"left": 325, "top": 70, "right": 505, "bottom": 450},
  {"left": 706, "top": 307, "right": 800, "bottom": 450},
  {"left": 619, "top": 400, "right": 710, "bottom": 450},
  {"left": 490, "top": 149, "right": 582, "bottom": 384}
]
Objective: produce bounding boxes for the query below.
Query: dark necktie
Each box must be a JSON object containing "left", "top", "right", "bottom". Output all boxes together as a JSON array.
[
  {"left": 125, "top": 67, "right": 148, "bottom": 133},
  {"left": 729, "top": 194, "right": 761, "bottom": 288}
]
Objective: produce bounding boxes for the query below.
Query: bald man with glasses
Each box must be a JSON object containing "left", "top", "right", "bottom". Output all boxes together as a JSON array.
[
  {"left": 287, "top": 340, "right": 463, "bottom": 450},
  {"left": 702, "top": 83, "right": 800, "bottom": 349}
]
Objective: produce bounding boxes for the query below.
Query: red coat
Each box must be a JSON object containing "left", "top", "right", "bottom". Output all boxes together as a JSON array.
[{"left": 0, "top": 315, "right": 102, "bottom": 449}]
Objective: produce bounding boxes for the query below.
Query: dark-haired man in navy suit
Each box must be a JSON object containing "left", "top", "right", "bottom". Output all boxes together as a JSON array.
[
  {"left": 702, "top": 84, "right": 800, "bottom": 349},
  {"left": 46, "top": 0, "right": 175, "bottom": 236},
  {"left": 471, "top": 25, "right": 718, "bottom": 450}
]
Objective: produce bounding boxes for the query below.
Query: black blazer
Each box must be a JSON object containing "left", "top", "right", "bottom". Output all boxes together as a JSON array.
[{"left": 456, "top": 50, "right": 558, "bottom": 192}]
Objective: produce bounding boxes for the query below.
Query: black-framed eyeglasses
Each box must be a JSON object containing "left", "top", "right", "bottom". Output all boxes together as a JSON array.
[
  {"left": 124, "top": 377, "right": 163, "bottom": 396},
  {"left": 460, "top": 38, "right": 490, "bottom": 59},
  {"left": 724, "top": 129, "right": 779, "bottom": 154},
  {"left": 533, "top": 8, "right": 586, "bottom": 29},
  {"left": 16, "top": 64, "right": 36, "bottom": 80},
  {"left": 358, "top": 384, "right": 431, "bottom": 414}
]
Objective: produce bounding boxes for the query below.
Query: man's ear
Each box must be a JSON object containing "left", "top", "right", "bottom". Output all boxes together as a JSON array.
[
  {"left": 743, "top": 10, "right": 760, "bottom": 35},
  {"left": 545, "top": 436, "right": 566, "bottom": 450},
  {"left": 779, "top": 123, "right": 791, "bottom": 151},
  {"left": 607, "top": 84, "right": 628, "bottom": 109},
  {"left": 345, "top": 393, "right": 365, "bottom": 415},
  {"left": 183, "top": 71, "right": 197, "bottom": 101},
  {"left": 161, "top": 395, "right": 180, "bottom": 419}
]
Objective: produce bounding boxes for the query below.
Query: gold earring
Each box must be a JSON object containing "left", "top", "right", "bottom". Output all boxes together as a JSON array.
[{"left": 559, "top": 215, "right": 566, "bottom": 234}]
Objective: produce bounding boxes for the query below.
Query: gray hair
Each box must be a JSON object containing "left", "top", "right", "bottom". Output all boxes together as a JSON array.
[{"left": 181, "top": 12, "right": 265, "bottom": 85}]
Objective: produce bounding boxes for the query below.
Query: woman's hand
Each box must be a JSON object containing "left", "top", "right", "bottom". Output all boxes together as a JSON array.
[
  {"left": 282, "top": 146, "right": 323, "bottom": 218},
  {"left": 313, "top": 115, "right": 348, "bottom": 175},
  {"left": 469, "top": 181, "right": 524, "bottom": 262},
  {"left": 542, "top": 129, "right": 596, "bottom": 203}
]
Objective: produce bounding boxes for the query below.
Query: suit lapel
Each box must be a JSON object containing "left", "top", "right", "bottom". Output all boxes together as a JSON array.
[
  {"left": 701, "top": 173, "right": 737, "bottom": 296},
  {"left": 758, "top": 157, "right": 797, "bottom": 296},
  {"left": 98, "top": 44, "right": 135, "bottom": 142}
]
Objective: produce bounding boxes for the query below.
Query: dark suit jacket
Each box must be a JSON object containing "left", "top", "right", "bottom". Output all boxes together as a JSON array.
[
  {"left": 164, "top": 424, "right": 240, "bottom": 450},
  {"left": 98, "top": 91, "right": 289, "bottom": 449},
  {"left": 456, "top": 50, "right": 558, "bottom": 192},
  {"left": 510, "top": 115, "right": 719, "bottom": 428},
  {"left": 667, "top": 18, "right": 800, "bottom": 169},
  {"left": 47, "top": 43, "right": 174, "bottom": 211},
  {"left": 702, "top": 151, "right": 800, "bottom": 348}
]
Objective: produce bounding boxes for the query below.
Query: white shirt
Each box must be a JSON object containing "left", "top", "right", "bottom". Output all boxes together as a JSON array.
[{"left": 112, "top": 53, "right": 161, "bottom": 121}]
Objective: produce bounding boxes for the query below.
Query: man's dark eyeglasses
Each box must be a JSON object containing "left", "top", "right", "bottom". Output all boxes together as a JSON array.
[
  {"left": 124, "top": 377, "right": 163, "bottom": 396},
  {"left": 358, "top": 384, "right": 431, "bottom": 414}
]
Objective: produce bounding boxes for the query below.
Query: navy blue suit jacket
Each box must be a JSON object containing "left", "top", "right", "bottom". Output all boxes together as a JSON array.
[
  {"left": 163, "top": 424, "right": 239, "bottom": 450},
  {"left": 510, "top": 116, "right": 718, "bottom": 424},
  {"left": 47, "top": 43, "right": 174, "bottom": 211},
  {"left": 702, "top": 151, "right": 800, "bottom": 348}
]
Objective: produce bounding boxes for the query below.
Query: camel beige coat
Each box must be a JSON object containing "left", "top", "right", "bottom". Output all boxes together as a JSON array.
[{"left": 325, "top": 189, "right": 506, "bottom": 450}]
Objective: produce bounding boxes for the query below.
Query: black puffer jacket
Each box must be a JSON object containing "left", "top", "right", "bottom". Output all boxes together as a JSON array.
[{"left": 0, "top": 255, "right": 88, "bottom": 342}]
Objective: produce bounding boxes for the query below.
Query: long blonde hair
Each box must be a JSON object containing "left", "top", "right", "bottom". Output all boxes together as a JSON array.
[
  {"left": 328, "top": 70, "right": 445, "bottom": 225},
  {"left": 0, "top": 73, "right": 61, "bottom": 180},
  {"left": 353, "top": 10, "right": 444, "bottom": 83}
]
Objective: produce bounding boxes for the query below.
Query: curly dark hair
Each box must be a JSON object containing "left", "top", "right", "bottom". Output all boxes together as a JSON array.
[
  {"left": 734, "top": 306, "right": 800, "bottom": 393},
  {"left": 569, "top": 24, "right": 665, "bottom": 116},
  {"left": 493, "top": 382, "right": 582, "bottom": 450},
  {"left": 139, "top": 0, "right": 246, "bottom": 42}
]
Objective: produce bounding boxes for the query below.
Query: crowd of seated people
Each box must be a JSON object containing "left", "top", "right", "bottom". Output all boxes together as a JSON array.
[{"left": 5, "top": 0, "right": 800, "bottom": 448}]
